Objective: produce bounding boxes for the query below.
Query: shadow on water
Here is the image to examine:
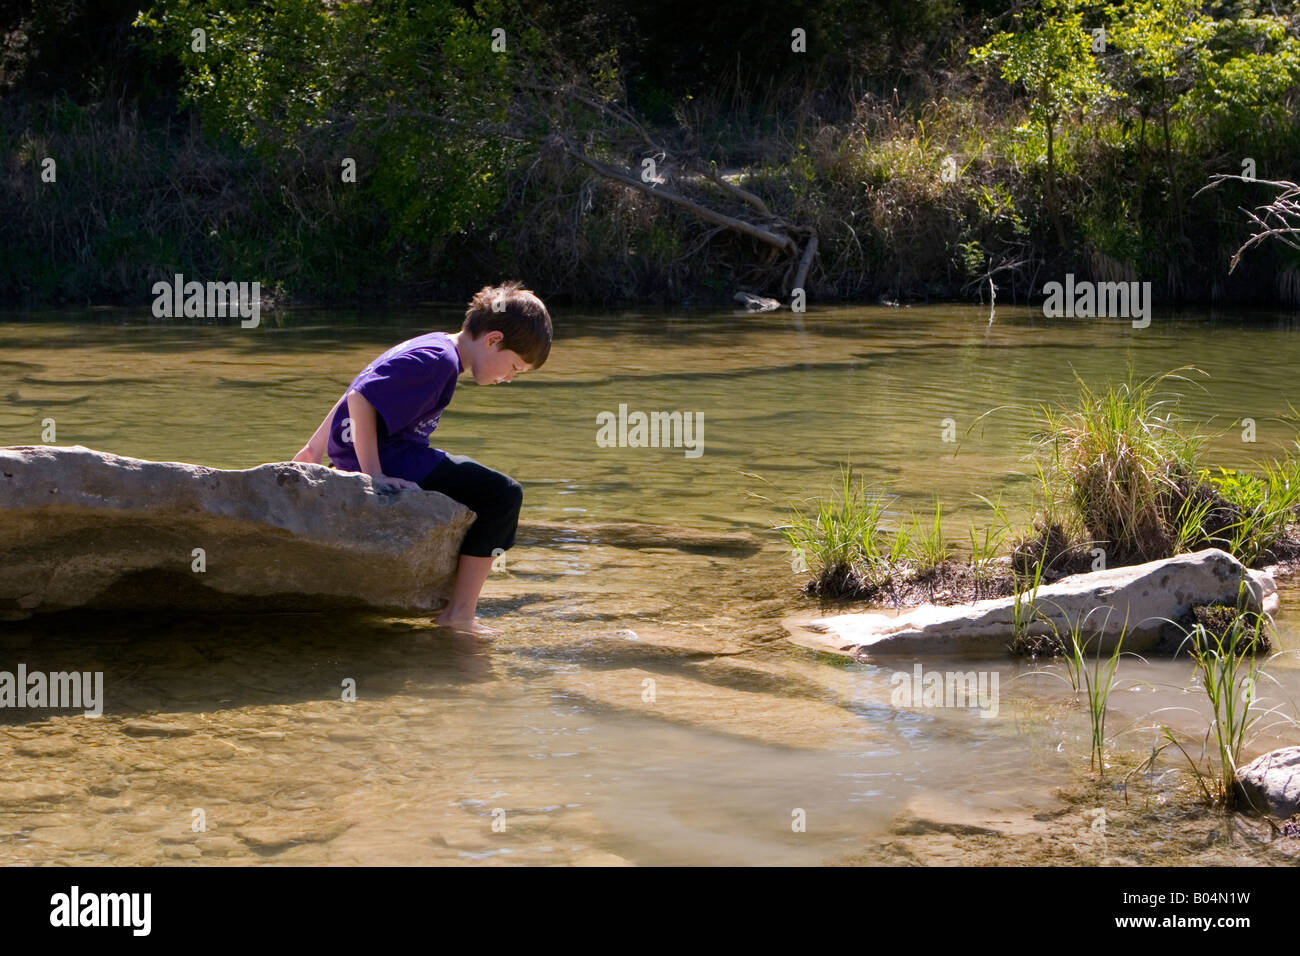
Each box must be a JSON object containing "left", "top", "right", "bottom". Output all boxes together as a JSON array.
[{"left": 0, "top": 608, "right": 496, "bottom": 723}]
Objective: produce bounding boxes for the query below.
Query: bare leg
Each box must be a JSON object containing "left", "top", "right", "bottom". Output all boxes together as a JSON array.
[{"left": 436, "top": 554, "right": 500, "bottom": 635}]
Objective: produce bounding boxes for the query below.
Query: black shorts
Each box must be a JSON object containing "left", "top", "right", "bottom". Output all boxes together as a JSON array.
[{"left": 419, "top": 453, "right": 523, "bottom": 558}]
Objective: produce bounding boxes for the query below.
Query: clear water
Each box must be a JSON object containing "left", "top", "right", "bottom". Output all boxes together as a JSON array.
[{"left": 2, "top": 303, "right": 1299, "bottom": 865}]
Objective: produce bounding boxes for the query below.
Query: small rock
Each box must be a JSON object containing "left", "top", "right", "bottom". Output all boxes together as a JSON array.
[
  {"left": 236, "top": 819, "right": 350, "bottom": 851},
  {"left": 25, "top": 826, "right": 94, "bottom": 850},
  {"left": 1234, "top": 746, "right": 1300, "bottom": 817},
  {"left": 734, "top": 291, "right": 781, "bottom": 312},
  {"left": 0, "top": 782, "right": 75, "bottom": 805},
  {"left": 123, "top": 721, "right": 194, "bottom": 738},
  {"left": 13, "top": 738, "right": 80, "bottom": 758}
]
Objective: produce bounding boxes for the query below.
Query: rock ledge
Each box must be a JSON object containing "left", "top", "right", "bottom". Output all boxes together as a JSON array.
[{"left": 0, "top": 445, "right": 474, "bottom": 619}]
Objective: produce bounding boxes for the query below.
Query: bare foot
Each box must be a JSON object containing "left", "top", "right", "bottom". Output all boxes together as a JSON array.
[{"left": 435, "top": 615, "right": 501, "bottom": 636}]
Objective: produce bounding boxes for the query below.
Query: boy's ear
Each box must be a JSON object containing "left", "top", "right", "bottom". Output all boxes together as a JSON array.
[{"left": 484, "top": 330, "right": 504, "bottom": 348}]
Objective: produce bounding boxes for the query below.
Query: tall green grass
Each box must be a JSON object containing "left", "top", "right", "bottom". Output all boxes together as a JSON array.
[
  {"left": 906, "top": 498, "right": 951, "bottom": 573},
  {"left": 1155, "top": 592, "right": 1278, "bottom": 807},
  {"left": 1051, "top": 608, "right": 1132, "bottom": 775},
  {"left": 1036, "top": 367, "right": 1209, "bottom": 565},
  {"left": 781, "top": 464, "right": 891, "bottom": 595}
]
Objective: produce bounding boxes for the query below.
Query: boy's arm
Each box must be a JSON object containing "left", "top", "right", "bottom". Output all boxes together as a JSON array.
[
  {"left": 345, "top": 389, "right": 422, "bottom": 490},
  {"left": 292, "top": 393, "right": 346, "bottom": 464}
]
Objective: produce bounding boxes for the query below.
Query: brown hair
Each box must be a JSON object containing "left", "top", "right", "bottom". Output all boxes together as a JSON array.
[{"left": 462, "top": 280, "right": 552, "bottom": 368}]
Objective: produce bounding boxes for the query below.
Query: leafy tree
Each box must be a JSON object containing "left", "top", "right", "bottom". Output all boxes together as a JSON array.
[
  {"left": 971, "top": 0, "right": 1109, "bottom": 245},
  {"left": 1106, "top": 0, "right": 1214, "bottom": 236},
  {"left": 1181, "top": 12, "right": 1300, "bottom": 140}
]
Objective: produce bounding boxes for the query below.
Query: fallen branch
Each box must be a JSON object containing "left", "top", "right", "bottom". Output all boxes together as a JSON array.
[
  {"left": 790, "top": 233, "right": 818, "bottom": 294},
  {"left": 563, "top": 146, "right": 799, "bottom": 254}
]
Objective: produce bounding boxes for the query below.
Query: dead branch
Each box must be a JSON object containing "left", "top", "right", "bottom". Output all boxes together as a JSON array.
[
  {"left": 790, "top": 233, "right": 818, "bottom": 293},
  {"left": 1200, "top": 174, "right": 1300, "bottom": 273},
  {"left": 563, "top": 145, "right": 799, "bottom": 255},
  {"left": 700, "top": 162, "right": 771, "bottom": 216}
]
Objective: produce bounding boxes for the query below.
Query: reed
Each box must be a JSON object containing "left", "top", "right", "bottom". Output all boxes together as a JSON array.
[{"left": 906, "top": 497, "right": 951, "bottom": 573}]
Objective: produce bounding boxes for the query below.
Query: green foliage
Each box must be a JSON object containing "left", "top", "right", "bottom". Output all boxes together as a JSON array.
[
  {"left": 1067, "top": 619, "right": 1128, "bottom": 774},
  {"left": 8, "top": 0, "right": 1300, "bottom": 306},
  {"left": 1107, "top": 0, "right": 1300, "bottom": 154},
  {"left": 970, "top": 0, "right": 1109, "bottom": 141},
  {"left": 906, "top": 498, "right": 952, "bottom": 573},
  {"left": 133, "top": 0, "right": 523, "bottom": 248},
  {"left": 1107, "top": 0, "right": 1213, "bottom": 118},
  {"left": 1183, "top": 14, "right": 1300, "bottom": 138},
  {"left": 1206, "top": 467, "right": 1266, "bottom": 513},
  {"left": 1220, "top": 456, "right": 1300, "bottom": 566}
]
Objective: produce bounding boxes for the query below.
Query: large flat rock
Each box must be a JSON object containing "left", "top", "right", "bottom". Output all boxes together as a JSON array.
[
  {"left": 0, "top": 445, "right": 475, "bottom": 619},
  {"left": 792, "top": 548, "right": 1275, "bottom": 659}
]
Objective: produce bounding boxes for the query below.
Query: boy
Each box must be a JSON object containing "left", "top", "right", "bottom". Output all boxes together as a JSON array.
[{"left": 292, "top": 281, "right": 552, "bottom": 635}]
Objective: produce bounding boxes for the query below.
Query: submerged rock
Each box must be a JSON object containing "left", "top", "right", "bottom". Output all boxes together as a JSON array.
[
  {"left": 793, "top": 548, "right": 1275, "bottom": 659},
  {"left": 1234, "top": 747, "right": 1300, "bottom": 818},
  {"left": 0, "top": 445, "right": 474, "bottom": 619}
]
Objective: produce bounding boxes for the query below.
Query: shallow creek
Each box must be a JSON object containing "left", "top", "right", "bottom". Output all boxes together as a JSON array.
[{"left": 1, "top": 304, "right": 1299, "bottom": 865}]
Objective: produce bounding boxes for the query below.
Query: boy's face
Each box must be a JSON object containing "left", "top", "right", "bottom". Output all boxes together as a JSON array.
[{"left": 474, "top": 331, "right": 532, "bottom": 385}]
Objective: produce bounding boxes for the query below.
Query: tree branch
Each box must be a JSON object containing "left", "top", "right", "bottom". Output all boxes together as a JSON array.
[{"left": 564, "top": 145, "right": 799, "bottom": 254}]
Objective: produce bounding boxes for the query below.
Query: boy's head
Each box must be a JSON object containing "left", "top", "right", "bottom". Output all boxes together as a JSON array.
[{"left": 462, "top": 281, "right": 551, "bottom": 384}]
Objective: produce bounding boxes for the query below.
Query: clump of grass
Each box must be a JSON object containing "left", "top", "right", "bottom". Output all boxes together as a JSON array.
[
  {"left": 1021, "top": 606, "right": 1133, "bottom": 772},
  {"left": 781, "top": 464, "right": 891, "bottom": 597},
  {"left": 967, "top": 518, "right": 1008, "bottom": 599},
  {"left": 1187, "top": 606, "right": 1268, "bottom": 807},
  {"left": 1006, "top": 560, "right": 1049, "bottom": 657},
  {"left": 1033, "top": 367, "right": 1300, "bottom": 569},
  {"left": 1169, "top": 481, "right": 1225, "bottom": 555},
  {"left": 775, "top": 473, "right": 1016, "bottom": 604},
  {"left": 1036, "top": 366, "right": 1209, "bottom": 566}
]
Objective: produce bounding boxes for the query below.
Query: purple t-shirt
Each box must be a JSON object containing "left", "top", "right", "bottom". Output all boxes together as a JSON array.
[{"left": 326, "top": 331, "right": 463, "bottom": 481}]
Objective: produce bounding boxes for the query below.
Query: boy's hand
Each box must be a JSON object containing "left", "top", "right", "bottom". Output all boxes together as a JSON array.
[{"left": 371, "top": 474, "right": 422, "bottom": 492}]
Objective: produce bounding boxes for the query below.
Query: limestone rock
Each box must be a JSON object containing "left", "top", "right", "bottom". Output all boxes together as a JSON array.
[
  {"left": 1234, "top": 747, "right": 1300, "bottom": 818},
  {"left": 0, "top": 445, "right": 474, "bottom": 619},
  {"left": 794, "top": 548, "right": 1273, "bottom": 659}
]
